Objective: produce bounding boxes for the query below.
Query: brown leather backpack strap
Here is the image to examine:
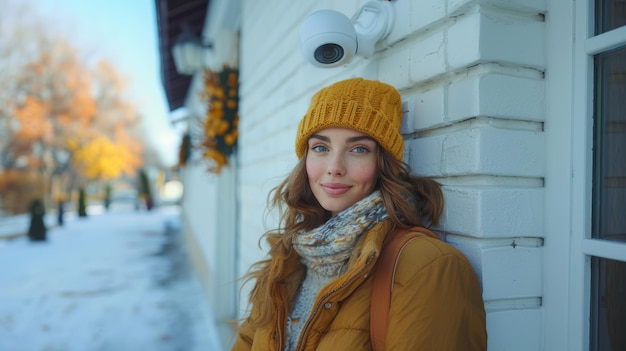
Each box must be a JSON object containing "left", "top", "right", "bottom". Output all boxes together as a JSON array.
[{"left": 370, "top": 226, "right": 437, "bottom": 351}]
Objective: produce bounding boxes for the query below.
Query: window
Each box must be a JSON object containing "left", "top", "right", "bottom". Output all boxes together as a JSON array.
[
  {"left": 592, "top": 46, "right": 626, "bottom": 244},
  {"left": 596, "top": 0, "right": 626, "bottom": 33},
  {"left": 589, "top": 1, "right": 626, "bottom": 349},
  {"left": 591, "top": 257, "right": 626, "bottom": 350}
]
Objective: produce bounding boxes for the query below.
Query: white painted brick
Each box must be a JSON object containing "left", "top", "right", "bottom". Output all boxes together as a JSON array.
[
  {"left": 445, "top": 128, "right": 544, "bottom": 176},
  {"left": 447, "top": 0, "right": 473, "bottom": 16},
  {"left": 442, "top": 186, "right": 545, "bottom": 237},
  {"left": 409, "top": 31, "right": 447, "bottom": 83},
  {"left": 240, "top": 4, "right": 313, "bottom": 99},
  {"left": 447, "top": 10, "right": 481, "bottom": 68},
  {"left": 480, "top": 11, "right": 545, "bottom": 68},
  {"left": 447, "top": 76, "right": 480, "bottom": 120},
  {"left": 332, "top": 1, "right": 359, "bottom": 17},
  {"left": 448, "top": 10, "right": 545, "bottom": 70},
  {"left": 410, "top": 0, "right": 447, "bottom": 31},
  {"left": 404, "top": 135, "right": 443, "bottom": 176},
  {"left": 479, "top": 74, "right": 546, "bottom": 121},
  {"left": 448, "top": 73, "right": 545, "bottom": 122},
  {"left": 407, "top": 127, "right": 545, "bottom": 177},
  {"left": 486, "top": 309, "right": 543, "bottom": 351},
  {"left": 489, "top": 0, "right": 546, "bottom": 12},
  {"left": 400, "top": 100, "right": 413, "bottom": 134},
  {"left": 387, "top": 0, "right": 447, "bottom": 44},
  {"left": 448, "top": 0, "right": 547, "bottom": 14},
  {"left": 440, "top": 187, "right": 482, "bottom": 234},
  {"left": 378, "top": 47, "right": 412, "bottom": 89},
  {"left": 443, "top": 235, "right": 543, "bottom": 299},
  {"left": 481, "top": 246, "right": 543, "bottom": 299},
  {"left": 412, "top": 86, "right": 446, "bottom": 130}
]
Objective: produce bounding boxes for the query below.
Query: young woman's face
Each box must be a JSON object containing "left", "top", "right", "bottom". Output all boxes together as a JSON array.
[{"left": 306, "top": 127, "right": 379, "bottom": 215}]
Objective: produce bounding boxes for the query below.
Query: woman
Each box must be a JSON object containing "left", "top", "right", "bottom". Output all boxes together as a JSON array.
[{"left": 232, "top": 78, "right": 487, "bottom": 350}]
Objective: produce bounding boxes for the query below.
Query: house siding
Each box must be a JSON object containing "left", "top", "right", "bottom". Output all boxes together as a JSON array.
[
  {"left": 232, "top": 1, "right": 548, "bottom": 350},
  {"left": 173, "top": 0, "right": 582, "bottom": 349}
]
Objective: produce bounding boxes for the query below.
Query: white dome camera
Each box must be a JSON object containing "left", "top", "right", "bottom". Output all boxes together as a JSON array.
[
  {"left": 299, "top": 10, "right": 357, "bottom": 68},
  {"left": 299, "top": 1, "right": 395, "bottom": 68}
]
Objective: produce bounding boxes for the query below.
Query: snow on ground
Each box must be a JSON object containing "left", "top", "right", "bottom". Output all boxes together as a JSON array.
[{"left": 0, "top": 204, "right": 223, "bottom": 351}]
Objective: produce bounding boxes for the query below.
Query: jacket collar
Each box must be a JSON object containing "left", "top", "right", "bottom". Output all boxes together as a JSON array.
[{"left": 269, "top": 219, "right": 395, "bottom": 350}]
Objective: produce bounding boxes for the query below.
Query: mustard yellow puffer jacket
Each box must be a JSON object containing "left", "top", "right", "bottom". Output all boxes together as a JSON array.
[{"left": 232, "top": 220, "right": 487, "bottom": 351}]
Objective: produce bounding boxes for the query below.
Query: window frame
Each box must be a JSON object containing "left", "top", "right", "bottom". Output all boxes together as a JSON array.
[{"left": 571, "top": 0, "right": 626, "bottom": 349}]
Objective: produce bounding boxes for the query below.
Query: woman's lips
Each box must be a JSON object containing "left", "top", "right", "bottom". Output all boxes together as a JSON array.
[{"left": 322, "top": 183, "right": 351, "bottom": 196}]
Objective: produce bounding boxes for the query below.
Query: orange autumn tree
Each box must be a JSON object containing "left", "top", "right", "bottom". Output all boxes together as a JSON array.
[
  {"left": 17, "top": 42, "right": 143, "bottom": 179},
  {"left": 0, "top": 6, "right": 146, "bottom": 212},
  {"left": 13, "top": 96, "right": 52, "bottom": 142},
  {"left": 9, "top": 96, "right": 53, "bottom": 170},
  {"left": 5, "top": 39, "right": 100, "bottom": 176}
]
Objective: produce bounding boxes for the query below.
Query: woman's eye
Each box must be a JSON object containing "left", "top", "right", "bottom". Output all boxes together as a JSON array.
[
  {"left": 311, "top": 145, "right": 328, "bottom": 153},
  {"left": 352, "top": 146, "right": 369, "bottom": 153}
]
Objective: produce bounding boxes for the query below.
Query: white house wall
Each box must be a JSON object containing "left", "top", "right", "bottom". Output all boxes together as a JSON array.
[
  {"left": 233, "top": 0, "right": 549, "bottom": 350},
  {"left": 178, "top": 72, "right": 239, "bottom": 349},
  {"left": 157, "top": 0, "right": 604, "bottom": 349},
  {"left": 181, "top": 160, "right": 238, "bottom": 350}
]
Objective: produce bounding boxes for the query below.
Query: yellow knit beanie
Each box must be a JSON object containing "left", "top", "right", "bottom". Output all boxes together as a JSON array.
[{"left": 295, "top": 78, "right": 404, "bottom": 161}]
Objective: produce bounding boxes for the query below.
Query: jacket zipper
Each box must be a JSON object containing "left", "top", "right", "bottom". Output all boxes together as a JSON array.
[{"left": 293, "top": 252, "right": 376, "bottom": 351}]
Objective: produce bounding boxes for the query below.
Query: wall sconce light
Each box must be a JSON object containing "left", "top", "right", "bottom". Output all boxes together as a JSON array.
[
  {"left": 172, "top": 24, "right": 213, "bottom": 75},
  {"left": 299, "top": 0, "right": 395, "bottom": 68}
]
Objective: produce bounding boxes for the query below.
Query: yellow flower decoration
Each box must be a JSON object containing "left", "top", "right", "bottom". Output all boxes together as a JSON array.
[{"left": 200, "top": 66, "right": 239, "bottom": 174}]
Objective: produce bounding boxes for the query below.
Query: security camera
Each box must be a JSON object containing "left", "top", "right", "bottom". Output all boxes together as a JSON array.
[
  {"left": 299, "top": 1, "right": 395, "bottom": 68},
  {"left": 299, "top": 10, "right": 357, "bottom": 68}
]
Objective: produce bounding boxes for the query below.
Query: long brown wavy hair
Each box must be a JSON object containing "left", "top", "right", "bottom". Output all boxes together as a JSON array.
[{"left": 239, "top": 147, "right": 444, "bottom": 329}]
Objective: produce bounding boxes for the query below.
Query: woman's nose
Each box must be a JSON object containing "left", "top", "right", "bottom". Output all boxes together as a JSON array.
[{"left": 326, "top": 154, "right": 346, "bottom": 176}]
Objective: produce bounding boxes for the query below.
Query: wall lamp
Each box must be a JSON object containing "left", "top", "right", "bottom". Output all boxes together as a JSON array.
[
  {"left": 299, "top": 0, "right": 395, "bottom": 68},
  {"left": 172, "top": 24, "right": 213, "bottom": 75}
]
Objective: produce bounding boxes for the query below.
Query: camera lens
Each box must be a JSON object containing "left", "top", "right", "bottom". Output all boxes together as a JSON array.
[{"left": 314, "top": 44, "right": 344, "bottom": 64}]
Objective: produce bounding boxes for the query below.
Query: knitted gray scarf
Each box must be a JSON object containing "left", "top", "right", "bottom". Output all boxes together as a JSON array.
[
  {"left": 292, "top": 190, "right": 388, "bottom": 276},
  {"left": 285, "top": 191, "right": 389, "bottom": 351}
]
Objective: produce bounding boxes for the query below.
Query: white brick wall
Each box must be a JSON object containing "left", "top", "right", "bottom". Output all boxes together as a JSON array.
[{"left": 235, "top": 0, "right": 548, "bottom": 349}]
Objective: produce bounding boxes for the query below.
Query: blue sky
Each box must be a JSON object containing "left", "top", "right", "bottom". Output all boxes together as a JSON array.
[{"left": 35, "top": 0, "right": 179, "bottom": 166}]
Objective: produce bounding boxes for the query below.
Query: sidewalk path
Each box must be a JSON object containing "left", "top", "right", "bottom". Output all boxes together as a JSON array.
[{"left": 0, "top": 204, "right": 223, "bottom": 351}]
